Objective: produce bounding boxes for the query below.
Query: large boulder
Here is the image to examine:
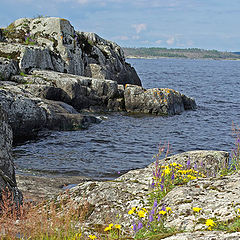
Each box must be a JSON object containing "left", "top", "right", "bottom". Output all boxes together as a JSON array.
[
  {"left": 0, "top": 83, "right": 100, "bottom": 142},
  {"left": 1, "top": 17, "right": 141, "bottom": 86},
  {"left": 124, "top": 85, "right": 196, "bottom": 115},
  {"left": 0, "top": 106, "right": 22, "bottom": 204},
  {"left": 16, "top": 69, "right": 124, "bottom": 112}
]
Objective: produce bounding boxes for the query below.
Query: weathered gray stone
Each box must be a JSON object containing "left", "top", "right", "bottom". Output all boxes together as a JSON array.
[
  {"left": 29, "top": 70, "right": 121, "bottom": 111},
  {"left": 162, "top": 173, "right": 240, "bottom": 232},
  {"left": 0, "top": 106, "right": 22, "bottom": 204},
  {"left": 0, "top": 86, "right": 47, "bottom": 141},
  {"left": 163, "top": 231, "right": 240, "bottom": 240},
  {"left": 21, "top": 47, "right": 54, "bottom": 73},
  {"left": 0, "top": 83, "right": 100, "bottom": 141},
  {"left": 124, "top": 85, "right": 196, "bottom": 115},
  {"left": 1, "top": 17, "right": 141, "bottom": 86},
  {"left": 79, "top": 32, "right": 141, "bottom": 86},
  {"left": 57, "top": 150, "right": 228, "bottom": 230},
  {"left": 0, "top": 57, "right": 19, "bottom": 80}
]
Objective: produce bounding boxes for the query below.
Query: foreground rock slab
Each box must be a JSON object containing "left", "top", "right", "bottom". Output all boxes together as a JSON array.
[
  {"left": 57, "top": 150, "right": 228, "bottom": 229},
  {"left": 163, "top": 173, "right": 240, "bottom": 231},
  {"left": 163, "top": 231, "right": 240, "bottom": 240}
]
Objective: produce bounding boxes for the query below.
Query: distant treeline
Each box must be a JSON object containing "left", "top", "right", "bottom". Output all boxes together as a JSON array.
[{"left": 123, "top": 47, "right": 240, "bottom": 60}]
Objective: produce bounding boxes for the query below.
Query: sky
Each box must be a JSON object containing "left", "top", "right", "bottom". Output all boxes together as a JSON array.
[{"left": 1, "top": 0, "right": 240, "bottom": 51}]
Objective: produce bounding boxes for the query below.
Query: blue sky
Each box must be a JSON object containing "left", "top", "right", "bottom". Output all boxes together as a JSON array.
[{"left": 1, "top": 0, "right": 240, "bottom": 51}]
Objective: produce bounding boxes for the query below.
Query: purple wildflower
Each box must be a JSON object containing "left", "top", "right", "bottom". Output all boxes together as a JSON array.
[
  {"left": 151, "top": 182, "right": 155, "bottom": 188},
  {"left": 150, "top": 208, "right": 155, "bottom": 215},
  {"left": 132, "top": 223, "right": 137, "bottom": 231},
  {"left": 149, "top": 214, "right": 154, "bottom": 223},
  {"left": 161, "top": 205, "right": 166, "bottom": 211},
  {"left": 171, "top": 172, "right": 175, "bottom": 180},
  {"left": 138, "top": 222, "right": 143, "bottom": 230},
  {"left": 194, "top": 163, "right": 197, "bottom": 170},
  {"left": 153, "top": 200, "right": 158, "bottom": 208},
  {"left": 157, "top": 214, "right": 161, "bottom": 221},
  {"left": 187, "top": 159, "right": 191, "bottom": 169},
  {"left": 160, "top": 184, "right": 164, "bottom": 191}
]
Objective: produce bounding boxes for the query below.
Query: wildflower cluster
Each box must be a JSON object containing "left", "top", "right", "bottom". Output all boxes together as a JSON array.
[
  {"left": 128, "top": 202, "right": 174, "bottom": 239},
  {"left": 24, "top": 33, "right": 36, "bottom": 45},
  {"left": 151, "top": 159, "right": 205, "bottom": 203},
  {"left": 103, "top": 223, "right": 122, "bottom": 239}
]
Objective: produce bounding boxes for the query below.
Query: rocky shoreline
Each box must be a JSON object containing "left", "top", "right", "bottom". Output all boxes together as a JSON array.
[
  {"left": 0, "top": 17, "right": 196, "bottom": 143},
  {"left": 2, "top": 17, "right": 236, "bottom": 239}
]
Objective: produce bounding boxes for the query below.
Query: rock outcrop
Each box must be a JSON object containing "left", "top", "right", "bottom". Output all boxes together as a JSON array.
[
  {"left": 58, "top": 151, "right": 228, "bottom": 229},
  {"left": 124, "top": 85, "right": 196, "bottom": 115},
  {"left": 1, "top": 17, "right": 141, "bottom": 86},
  {"left": 0, "top": 106, "right": 22, "bottom": 204},
  {"left": 0, "top": 83, "right": 100, "bottom": 142},
  {"left": 0, "top": 17, "right": 196, "bottom": 138}
]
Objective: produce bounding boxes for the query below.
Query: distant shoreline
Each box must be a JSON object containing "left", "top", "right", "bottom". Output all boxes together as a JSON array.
[
  {"left": 123, "top": 47, "right": 240, "bottom": 61},
  {"left": 126, "top": 55, "right": 240, "bottom": 61}
]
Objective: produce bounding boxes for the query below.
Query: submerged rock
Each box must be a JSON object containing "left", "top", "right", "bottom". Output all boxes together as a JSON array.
[
  {"left": 124, "top": 85, "right": 196, "bottom": 115},
  {"left": 0, "top": 106, "right": 22, "bottom": 205}
]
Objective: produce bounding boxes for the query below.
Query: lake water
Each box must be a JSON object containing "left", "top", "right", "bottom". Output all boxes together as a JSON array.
[{"left": 13, "top": 58, "right": 240, "bottom": 180}]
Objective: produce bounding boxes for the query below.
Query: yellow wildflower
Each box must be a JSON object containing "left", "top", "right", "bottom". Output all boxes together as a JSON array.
[
  {"left": 128, "top": 207, "right": 136, "bottom": 215},
  {"left": 138, "top": 210, "right": 146, "bottom": 218},
  {"left": 104, "top": 227, "right": 111, "bottom": 232},
  {"left": 104, "top": 224, "right": 113, "bottom": 231},
  {"left": 164, "top": 166, "right": 171, "bottom": 175},
  {"left": 142, "top": 208, "right": 148, "bottom": 212},
  {"left": 166, "top": 207, "right": 172, "bottom": 212},
  {"left": 115, "top": 224, "right": 121, "bottom": 229},
  {"left": 159, "top": 210, "right": 167, "bottom": 215},
  {"left": 193, "top": 207, "right": 202, "bottom": 212},
  {"left": 206, "top": 219, "right": 215, "bottom": 227},
  {"left": 89, "top": 235, "right": 97, "bottom": 239}
]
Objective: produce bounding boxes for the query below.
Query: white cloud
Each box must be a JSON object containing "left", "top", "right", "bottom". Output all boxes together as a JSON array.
[
  {"left": 155, "top": 40, "right": 162, "bottom": 44},
  {"left": 132, "top": 23, "right": 147, "bottom": 34},
  {"left": 166, "top": 37, "right": 175, "bottom": 45}
]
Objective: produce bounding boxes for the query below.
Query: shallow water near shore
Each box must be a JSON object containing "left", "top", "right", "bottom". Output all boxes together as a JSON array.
[{"left": 13, "top": 58, "right": 240, "bottom": 180}]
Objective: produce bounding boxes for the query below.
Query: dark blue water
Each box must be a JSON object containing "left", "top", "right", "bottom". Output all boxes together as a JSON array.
[{"left": 13, "top": 58, "right": 240, "bottom": 180}]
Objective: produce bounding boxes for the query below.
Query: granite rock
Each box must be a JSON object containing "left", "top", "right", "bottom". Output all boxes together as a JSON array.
[
  {"left": 1, "top": 17, "right": 141, "bottom": 86},
  {"left": 57, "top": 150, "right": 228, "bottom": 229},
  {"left": 0, "top": 106, "right": 22, "bottom": 204},
  {"left": 124, "top": 85, "right": 196, "bottom": 115},
  {"left": 0, "top": 57, "right": 19, "bottom": 80}
]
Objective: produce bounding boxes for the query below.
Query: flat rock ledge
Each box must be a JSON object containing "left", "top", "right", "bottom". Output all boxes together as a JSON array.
[{"left": 53, "top": 150, "right": 237, "bottom": 239}]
